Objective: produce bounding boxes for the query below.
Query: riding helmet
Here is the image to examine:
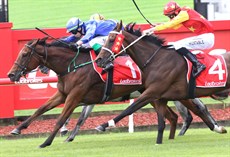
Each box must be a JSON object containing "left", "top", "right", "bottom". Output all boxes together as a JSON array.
[
  {"left": 163, "top": 1, "right": 181, "bottom": 16},
  {"left": 66, "top": 17, "right": 84, "bottom": 33}
]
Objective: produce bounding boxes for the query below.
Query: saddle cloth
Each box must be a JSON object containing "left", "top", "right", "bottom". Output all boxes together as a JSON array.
[
  {"left": 186, "top": 51, "right": 228, "bottom": 88},
  {"left": 90, "top": 51, "right": 142, "bottom": 85}
]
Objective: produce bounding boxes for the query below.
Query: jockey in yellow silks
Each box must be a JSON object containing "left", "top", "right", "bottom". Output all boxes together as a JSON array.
[{"left": 143, "top": 1, "right": 214, "bottom": 77}]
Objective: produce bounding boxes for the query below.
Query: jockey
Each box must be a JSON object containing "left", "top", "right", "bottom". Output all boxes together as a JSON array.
[
  {"left": 142, "top": 1, "right": 214, "bottom": 77},
  {"left": 62, "top": 16, "right": 117, "bottom": 54},
  {"left": 39, "top": 14, "right": 112, "bottom": 74}
]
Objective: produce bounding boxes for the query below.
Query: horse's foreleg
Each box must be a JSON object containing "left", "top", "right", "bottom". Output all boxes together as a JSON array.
[
  {"left": 174, "top": 101, "right": 193, "bottom": 136},
  {"left": 39, "top": 96, "right": 79, "bottom": 148},
  {"left": 96, "top": 94, "right": 151, "bottom": 132},
  {"left": 11, "top": 91, "right": 65, "bottom": 135},
  {"left": 65, "top": 104, "right": 95, "bottom": 142},
  {"left": 60, "top": 117, "right": 70, "bottom": 136}
]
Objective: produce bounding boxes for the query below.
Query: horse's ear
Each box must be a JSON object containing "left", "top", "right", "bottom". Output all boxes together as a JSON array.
[
  {"left": 39, "top": 37, "right": 49, "bottom": 44},
  {"left": 41, "top": 37, "right": 49, "bottom": 42},
  {"left": 119, "top": 20, "right": 123, "bottom": 31},
  {"left": 131, "top": 22, "right": 136, "bottom": 31}
]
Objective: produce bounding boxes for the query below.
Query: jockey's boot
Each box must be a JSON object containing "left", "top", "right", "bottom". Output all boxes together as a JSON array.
[
  {"left": 92, "top": 43, "right": 101, "bottom": 55},
  {"left": 177, "top": 47, "right": 206, "bottom": 78},
  {"left": 39, "top": 65, "right": 50, "bottom": 74}
]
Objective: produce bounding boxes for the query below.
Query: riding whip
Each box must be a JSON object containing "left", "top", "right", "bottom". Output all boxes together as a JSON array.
[
  {"left": 132, "top": 0, "right": 154, "bottom": 26},
  {"left": 35, "top": 27, "right": 70, "bottom": 46}
]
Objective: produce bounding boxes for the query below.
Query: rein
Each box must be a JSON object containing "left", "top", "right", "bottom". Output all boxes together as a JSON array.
[
  {"left": 143, "top": 45, "right": 162, "bottom": 68},
  {"left": 59, "top": 47, "right": 93, "bottom": 77},
  {"left": 102, "top": 30, "right": 147, "bottom": 61},
  {"left": 102, "top": 30, "right": 162, "bottom": 68}
]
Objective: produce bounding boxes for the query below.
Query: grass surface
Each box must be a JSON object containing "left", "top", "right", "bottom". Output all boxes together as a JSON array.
[
  {"left": 0, "top": 128, "right": 229, "bottom": 157},
  {"left": 5, "top": 2, "right": 230, "bottom": 157},
  {"left": 8, "top": 0, "right": 193, "bottom": 29},
  {"left": 14, "top": 97, "right": 230, "bottom": 116}
]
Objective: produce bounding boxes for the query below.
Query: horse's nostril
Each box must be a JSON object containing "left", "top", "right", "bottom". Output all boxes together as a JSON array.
[
  {"left": 7, "top": 73, "right": 17, "bottom": 82},
  {"left": 8, "top": 73, "right": 15, "bottom": 78}
]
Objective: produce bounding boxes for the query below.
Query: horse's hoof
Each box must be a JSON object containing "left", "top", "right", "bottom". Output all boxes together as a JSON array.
[
  {"left": 178, "top": 133, "right": 184, "bottom": 136},
  {"left": 38, "top": 144, "right": 46, "bottom": 148},
  {"left": 39, "top": 143, "right": 50, "bottom": 148},
  {"left": 156, "top": 142, "right": 163, "bottom": 145},
  {"left": 220, "top": 126, "right": 227, "bottom": 134},
  {"left": 95, "top": 125, "right": 106, "bottom": 132},
  {"left": 178, "top": 130, "right": 186, "bottom": 136},
  {"left": 60, "top": 130, "right": 68, "bottom": 136},
  {"left": 214, "top": 125, "right": 227, "bottom": 134},
  {"left": 65, "top": 137, "right": 74, "bottom": 143},
  {"left": 10, "top": 129, "right": 21, "bottom": 135}
]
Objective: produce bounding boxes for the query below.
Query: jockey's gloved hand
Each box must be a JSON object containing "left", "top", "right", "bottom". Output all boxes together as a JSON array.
[
  {"left": 142, "top": 27, "right": 155, "bottom": 36},
  {"left": 69, "top": 43, "right": 80, "bottom": 51},
  {"left": 104, "top": 62, "right": 114, "bottom": 71}
]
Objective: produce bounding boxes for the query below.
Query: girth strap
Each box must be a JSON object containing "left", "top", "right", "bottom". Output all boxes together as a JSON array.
[
  {"left": 188, "top": 67, "right": 196, "bottom": 99},
  {"left": 101, "top": 66, "right": 114, "bottom": 103}
]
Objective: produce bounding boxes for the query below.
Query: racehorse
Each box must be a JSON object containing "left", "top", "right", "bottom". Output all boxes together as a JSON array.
[
  {"left": 95, "top": 21, "right": 228, "bottom": 134},
  {"left": 7, "top": 37, "right": 182, "bottom": 147},
  {"left": 7, "top": 37, "right": 225, "bottom": 148}
]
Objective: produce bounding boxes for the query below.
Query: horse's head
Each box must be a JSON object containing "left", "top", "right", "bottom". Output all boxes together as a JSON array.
[
  {"left": 96, "top": 21, "right": 125, "bottom": 68},
  {"left": 96, "top": 21, "right": 166, "bottom": 69},
  {"left": 7, "top": 37, "right": 49, "bottom": 81}
]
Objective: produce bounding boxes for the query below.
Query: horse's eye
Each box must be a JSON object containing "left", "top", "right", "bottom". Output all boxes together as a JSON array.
[{"left": 109, "top": 35, "right": 116, "bottom": 42}]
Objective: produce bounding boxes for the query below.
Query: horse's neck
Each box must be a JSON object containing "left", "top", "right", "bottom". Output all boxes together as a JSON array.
[
  {"left": 45, "top": 47, "right": 91, "bottom": 75},
  {"left": 127, "top": 40, "right": 162, "bottom": 69},
  {"left": 128, "top": 40, "right": 184, "bottom": 72}
]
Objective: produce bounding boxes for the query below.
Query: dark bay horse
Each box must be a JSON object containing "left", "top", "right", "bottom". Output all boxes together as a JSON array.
[
  {"left": 7, "top": 37, "right": 183, "bottom": 148},
  {"left": 7, "top": 37, "right": 226, "bottom": 148},
  {"left": 95, "top": 22, "right": 228, "bottom": 135}
]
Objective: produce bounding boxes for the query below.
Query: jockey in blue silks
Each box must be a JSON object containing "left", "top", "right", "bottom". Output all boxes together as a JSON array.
[
  {"left": 39, "top": 16, "right": 116, "bottom": 74},
  {"left": 63, "top": 17, "right": 117, "bottom": 54}
]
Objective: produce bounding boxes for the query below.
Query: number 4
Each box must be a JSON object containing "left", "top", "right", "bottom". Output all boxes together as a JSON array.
[{"left": 208, "top": 59, "right": 225, "bottom": 80}]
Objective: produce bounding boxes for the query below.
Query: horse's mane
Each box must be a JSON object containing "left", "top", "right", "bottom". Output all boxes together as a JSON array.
[
  {"left": 35, "top": 37, "right": 91, "bottom": 53},
  {"left": 124, "top": 23, "right": 166, "bottom": 46}
]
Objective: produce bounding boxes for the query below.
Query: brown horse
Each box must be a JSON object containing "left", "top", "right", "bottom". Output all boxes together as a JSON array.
[
  {"left": 7, "top": 37, "right": 226, "bottom": 148},
  {"left": 95, "top": 21, "right": 228, "bottom": 135},
  {"left": 7, "top": 37, "right": 183, "bottom": 148}
]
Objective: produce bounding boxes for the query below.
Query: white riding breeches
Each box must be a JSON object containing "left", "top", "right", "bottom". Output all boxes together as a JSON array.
[
  {"left": 168, "top": 33, "right": 215, "bottom": 50},
  {"left": 82, "top": 36, "right": 108, "bottom": 48}
]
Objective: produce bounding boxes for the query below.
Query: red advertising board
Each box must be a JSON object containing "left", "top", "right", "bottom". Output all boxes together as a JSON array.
[{"left": 0, "top": 21, "right": 230, "bottom": 118}]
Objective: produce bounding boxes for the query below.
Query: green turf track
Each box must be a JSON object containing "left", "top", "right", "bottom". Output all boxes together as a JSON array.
[
  {"left": 9, "top": 0, "right": 193, "bottom": 29},
  {"left": 6, "top": 3, "right": 230, "bottom": 156},
  {"left": 0, "top": 127, "right": 229, "bottom": 157},
  {"left": 14, "top": 97, "right": 230, "bottom": 116}
]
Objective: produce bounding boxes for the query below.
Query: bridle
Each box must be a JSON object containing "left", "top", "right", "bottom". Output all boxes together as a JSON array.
[
  {"left": 101, "top": 30, "right": 146, "bottom": 62},
  {"left": 101, "top": 30, "right": 162, "bottom": 68},
  {"left": 14, "top": 42, "right": 48, "bottom": 77}
]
